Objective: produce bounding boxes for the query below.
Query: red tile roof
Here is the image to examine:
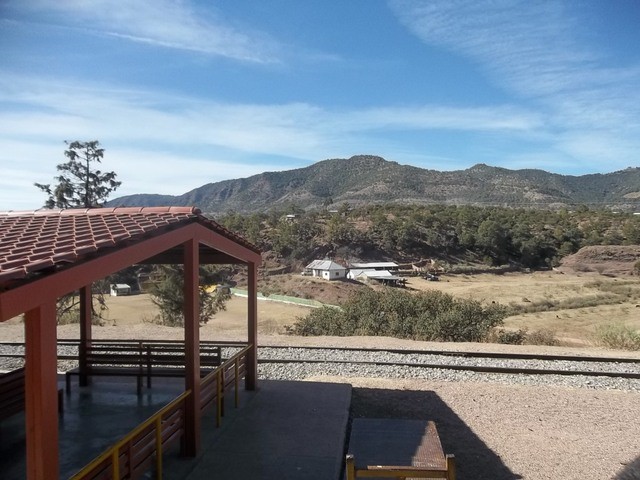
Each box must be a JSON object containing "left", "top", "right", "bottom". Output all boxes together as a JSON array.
[{"left": 0, "top": 206, "right": 258, "bottom": 286}]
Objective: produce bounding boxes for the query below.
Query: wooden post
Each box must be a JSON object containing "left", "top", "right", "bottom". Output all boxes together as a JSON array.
[
  {"left": 246, "top": 261, "right": 258, "bottom": 390},
  {"left": 345, "top": 454, "right": 356, "bottom": 480},
  {"left": 183, "top": 239, "right": 201, "bottom": 456},
  {"left": 24, "top": 302, "right": 59, "bottom": 480},
  {"left": 79, "top": 286, "right": 92, "bottom": 386}
]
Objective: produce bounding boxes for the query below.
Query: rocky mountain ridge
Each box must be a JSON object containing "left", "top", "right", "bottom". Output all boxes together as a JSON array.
[{"left": 109, "top": 155, "right": 640, "bottom": 214}]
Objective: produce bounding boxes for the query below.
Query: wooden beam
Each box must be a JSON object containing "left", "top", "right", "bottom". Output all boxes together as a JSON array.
[
  {"left": 139, "top": 250, "right": 240, "bottom": 265},
  {"left": 1, "top": 223, "right": 260, "bottom": 321},
  {"left": 183, "top": 239, "right": 201, "bottom": 456},
  {"left": 246, "top": 261, "right": 258, "bottom": 390},
  {"left": 24, "top": 302, "right": 59, "bottom": 480},
  {"left": 197, "top": 228, "right": 261, "bottom": 266}
]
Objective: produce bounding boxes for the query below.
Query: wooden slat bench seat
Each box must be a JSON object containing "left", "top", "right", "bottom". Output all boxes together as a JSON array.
[
  {"left": 0, "top": 368, "right": 25, "bottom": 422},
  {"left": 346, "top": 419, "right": 455, "bottom": 480},
  {"left": 65, "top": 341, "right": 222, "bottom": 393},
  {"left": 1, "top": 368, "right": 63, "bottom": 421}
]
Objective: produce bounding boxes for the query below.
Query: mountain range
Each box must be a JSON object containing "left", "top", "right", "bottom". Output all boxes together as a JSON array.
[{"left": 109, "top": 155, "right": 640, "bottom": 214}]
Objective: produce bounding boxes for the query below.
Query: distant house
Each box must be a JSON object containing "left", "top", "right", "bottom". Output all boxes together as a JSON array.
[
  {"left": 347, "top": 269, "right": 405, "bottom": 286},
  {"left": 349, "top": 262, "right": 399, "bottom": 271},
  {"left": 110, "top": 283, "right": 131, "bottom": 296},
  {"left": 303, "top": 260, "right": 347, "bottom": 280}
]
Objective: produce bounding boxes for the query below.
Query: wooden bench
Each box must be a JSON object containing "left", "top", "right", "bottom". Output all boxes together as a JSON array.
[
  {"left": 65, "top": 341, "right": 222, "bottom": 393},
  {"left": 345, "top": 419, "right": 455, "bottom": 480},
  {"left": 1, "top": 368, "right": 64, "bottom": 421},
  {"left": 0, "top": 368, "right": 25, "bottom": 422}
]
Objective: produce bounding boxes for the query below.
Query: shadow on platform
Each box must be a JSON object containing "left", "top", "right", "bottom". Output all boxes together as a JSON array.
[
  {"left": 349, "top": 387, "right": 521, "bottom": 480},
  {"left": 0, "top": 377, "right": 352, "bottom": 480},
  {"left": 164, "top": 379, "right": 352, "bottom": 480},
  {"left": 2, "top": 378, "right": 522, "bottom": 480}
]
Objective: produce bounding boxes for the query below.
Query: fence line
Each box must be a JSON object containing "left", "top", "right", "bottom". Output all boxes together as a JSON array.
[{"left": 230, "top": 288, "right": 338, "bottom": 309}]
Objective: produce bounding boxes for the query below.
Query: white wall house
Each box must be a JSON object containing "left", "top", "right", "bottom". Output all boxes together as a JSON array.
[
  {"left": 110, "top": 283, "right": 131, "bottom": 296},
  {"left": 304, "top": 260, "right": 347, "bottom": 281}
]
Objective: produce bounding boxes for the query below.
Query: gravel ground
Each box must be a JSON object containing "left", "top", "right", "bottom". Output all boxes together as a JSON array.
[
  {"left": 1, "top": 324, "right": 639, "bottom": 479},
  {"left": 326, "top": 376, "right": 640, "bottom": 480}
]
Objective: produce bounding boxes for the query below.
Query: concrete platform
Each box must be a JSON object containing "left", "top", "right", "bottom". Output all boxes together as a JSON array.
[
  {"left": 0, "top": 377, "right": 351, "bottom": 479},
  {"left": 165, "top": 380, "right": 352, "bottom": 480},
  {"left": 1, "top": 374, "right": 186, "bottom": 479}
]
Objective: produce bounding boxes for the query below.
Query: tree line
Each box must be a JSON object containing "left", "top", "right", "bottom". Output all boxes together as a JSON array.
[{"left": 219, "top": 203, "right": 640, "bottom": 269}]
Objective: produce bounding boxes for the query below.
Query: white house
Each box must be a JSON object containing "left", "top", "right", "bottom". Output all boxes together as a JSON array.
[
  {"left": 304, "top": 260, "right": 347, "bottom": 281},
  {"left": 110, "top": 283, "right": 131, "bottom": 296}
]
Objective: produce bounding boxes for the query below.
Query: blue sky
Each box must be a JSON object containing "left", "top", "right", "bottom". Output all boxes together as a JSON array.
[{"left": 1, "top": 1, "right": 639, "bottom": 210}]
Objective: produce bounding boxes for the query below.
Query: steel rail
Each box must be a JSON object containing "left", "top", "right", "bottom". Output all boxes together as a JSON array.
[
  {"left": 257, "top": 344, "right": 640, "bottom": 364},
  {"left": 1, "top": 341, "right": 638, "bottom": 364},
  {"left": 257, "top": 357, "right": 640, "bottom": 379},
  {"left": 1, "top": 343, "right": 638, "bottom": 378}
]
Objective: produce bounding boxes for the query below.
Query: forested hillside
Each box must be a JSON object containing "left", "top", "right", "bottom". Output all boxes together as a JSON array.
[{"left": 218, "top": 203, "right": 640, "bottom": 271}]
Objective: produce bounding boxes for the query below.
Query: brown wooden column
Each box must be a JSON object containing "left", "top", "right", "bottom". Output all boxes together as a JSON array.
[
  {"left": 246, "top": 261, "right": 258, "bottom": 390},
  {"left": 24, "top": 301, "right": 59, "bottom": 480},
  {"left": 79, "top": 286, "right": 92, "bottom": 386},
  {"left": 183, "top": 239, "right": 201, "bottom": 456}
]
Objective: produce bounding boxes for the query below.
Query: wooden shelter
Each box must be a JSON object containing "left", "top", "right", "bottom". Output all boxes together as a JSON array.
[{"left": 0, "top": 206, "right": 261, "bottom": 480}]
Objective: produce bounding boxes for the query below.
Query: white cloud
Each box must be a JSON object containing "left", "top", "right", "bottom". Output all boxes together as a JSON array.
[
  {"left": 107, "top": 148, "right": 287, "bottom": 197},
  {"left": 388, "top": 1, "right": 640, "bottom": 117},
  {"left": 18, "top": 0, "right": 282, "bottom": 63},
  {"left": 341, "top": 105, "right": 543, "bottom": 132},
  {"left": 389, "top": 1, "right": 594, "bottom": 97},
  {"left": 0, "top": 74, "right": 544, "bottom": 158},
  {"left": 2, "top": 66, "right": 637, "bottom": 211},
  {"left": 389, "top": 0, "right": 640, "bottom": 171}
]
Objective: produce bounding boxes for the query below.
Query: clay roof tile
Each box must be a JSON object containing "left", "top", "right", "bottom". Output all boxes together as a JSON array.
[{"left": 0, "top": 206, "right": 257, "bottom": 288}]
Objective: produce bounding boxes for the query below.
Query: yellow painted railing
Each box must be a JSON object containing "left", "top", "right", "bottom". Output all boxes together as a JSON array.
[
  {"left": 70, "top": 390, "right": 191, "bottom": 480},
  {"left": 200, "top": 345, "right": 250, "bottom": 427},
  {"left": 70, "top": 343, "right": 252, "bottom": 480}
]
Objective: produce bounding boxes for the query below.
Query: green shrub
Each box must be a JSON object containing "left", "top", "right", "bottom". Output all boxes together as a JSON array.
[
  {"left": 524, "top": 328, "right": 559, "bottom": 346},
  {"left": 286, "top": 306, "right": 348, "bottom": 336},
  {"left": 490, "top": 328, "right": 528, "bottom": 345},
  {"left": 487, "top": 328, "right": 559, "bottom": 346},
  {"left": 288, "top": 288, "right": 507, "bottom": 342},
  {"left": 594, "top": 324, "right": 640, "bottom": 351}
]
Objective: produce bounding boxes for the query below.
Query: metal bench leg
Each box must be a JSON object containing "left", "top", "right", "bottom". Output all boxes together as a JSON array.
[{"left": 58, "top": 388, "right": 64, "bottom": 416}]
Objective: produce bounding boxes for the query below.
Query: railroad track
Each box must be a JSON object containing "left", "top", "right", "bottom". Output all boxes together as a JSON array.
[
  {"left": 256, "top": 345, "right": 640, "bottom": 380},
  {"left": 1, "top": 342, "right": 639, "bottom": 380}
]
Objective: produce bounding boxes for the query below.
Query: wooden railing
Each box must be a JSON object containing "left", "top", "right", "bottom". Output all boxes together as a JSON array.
[
  {"left": 70, "top": 390, "right": 190, "bottom": 480},
  {"left": 200, "top": 345, "right": 250, "bottom": 427},
  {"left": 70, "top": 343, "right": 252, "bottom": 480}
]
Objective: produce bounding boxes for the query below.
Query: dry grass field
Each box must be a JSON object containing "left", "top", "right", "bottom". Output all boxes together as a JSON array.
[
  {"left": 96, "top": 271, "right": 640, "bottom": 347},
  {"left": 1, "top": 271, "right": 638, "bottom": 349},
  {"left": 405, "top": 271, "right": 640, "bottom": 346},
  {"left": 95, "top": 293, "right": 312, "bottom": 338}
]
